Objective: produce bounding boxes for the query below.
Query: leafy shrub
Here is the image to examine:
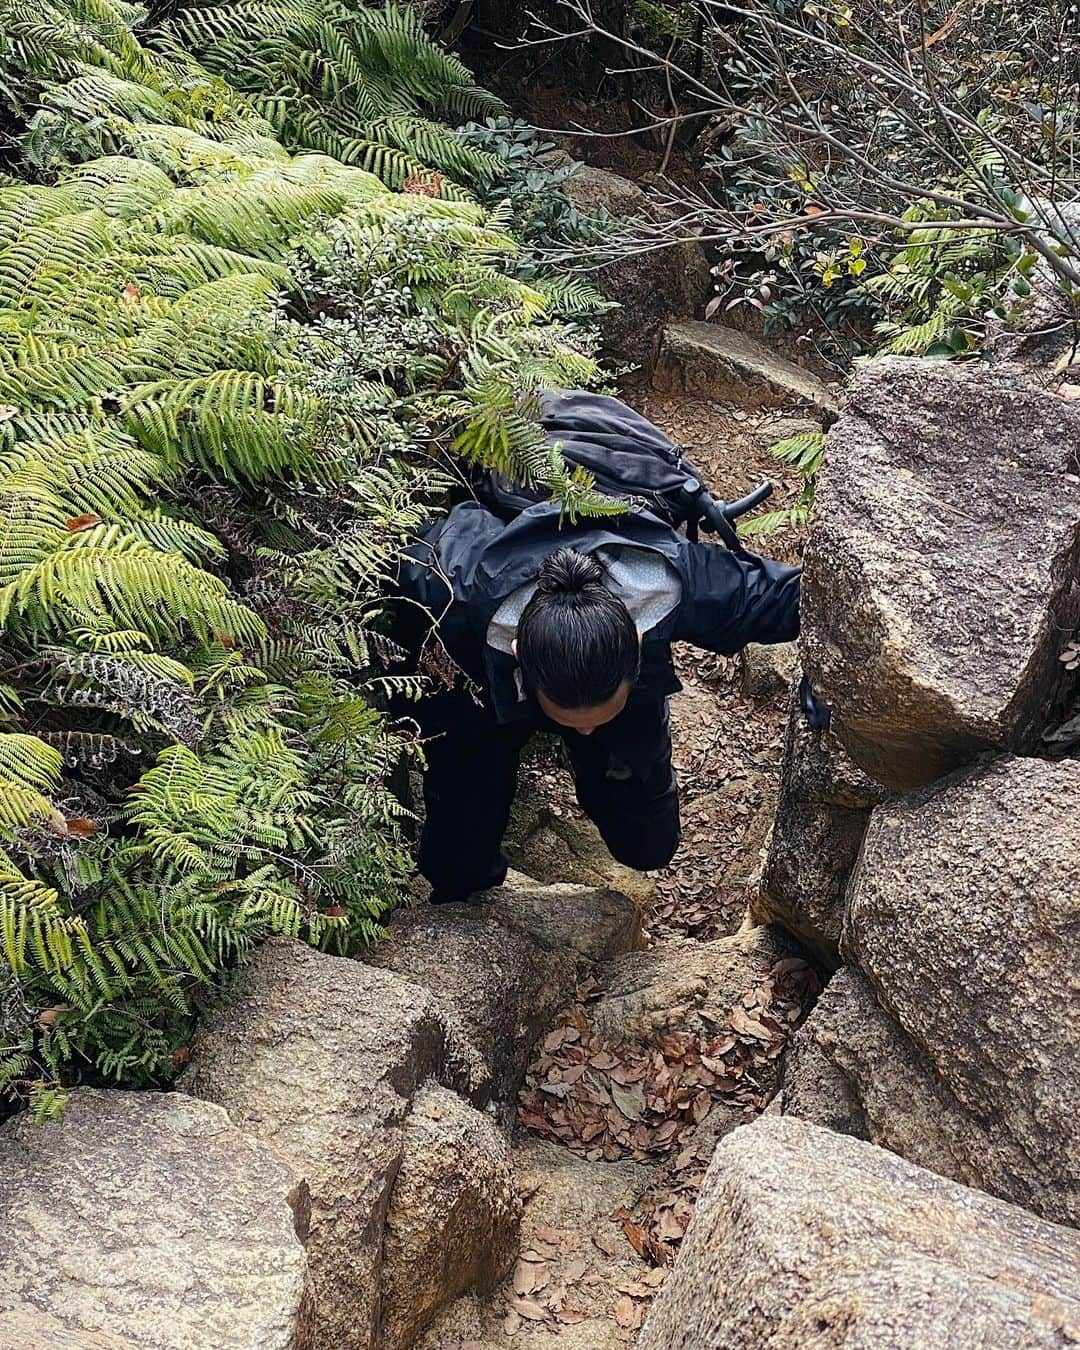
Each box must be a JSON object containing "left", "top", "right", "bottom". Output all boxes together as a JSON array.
[
  {"left": 457, "top": 116, "right": 617, "bottom": 326},
  {"left": 0, "top": 0, "right": 611, "bottom": 1116},
  {"left": 593, "top": 0, "right": 1077, "bottom": 364},
  {"left": 862, "top": 204, "right": 1046, "bottom": 358}
]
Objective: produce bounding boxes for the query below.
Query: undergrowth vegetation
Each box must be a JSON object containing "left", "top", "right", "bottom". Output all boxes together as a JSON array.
[
  {"left": 0, "top": 0, "right": 610, "bottom": 1116},
  {"left": 558, "top": 0, "right": 1078, "bottom": 531},
  {"left": 555, "top": 0, "right": 1079, "bottom": 368}
]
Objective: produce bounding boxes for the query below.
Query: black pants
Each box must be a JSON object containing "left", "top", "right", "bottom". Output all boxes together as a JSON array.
[{"left": 416, "top": 690, "right": 681, "bottom": 903}]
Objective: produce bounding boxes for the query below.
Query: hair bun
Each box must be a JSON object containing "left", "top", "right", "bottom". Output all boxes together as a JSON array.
[{"left": 535, "top": 548, "right": 605, "bottom": 596}]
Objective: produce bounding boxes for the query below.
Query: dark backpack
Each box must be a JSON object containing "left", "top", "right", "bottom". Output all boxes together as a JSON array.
[
  {"left": 466, "top": 391, "right": 837, "bottom": 724},
  {"left": 471, "top": 390, "right": 770, "bottom": 553}
]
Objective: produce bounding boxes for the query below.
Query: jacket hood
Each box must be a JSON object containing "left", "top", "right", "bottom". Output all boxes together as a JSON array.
[
  {"left": 473, "top": 501, "right": 682, "bottom": 603},
  {"left": 471, "top": 505, "right": 683, "bottom": 726}
]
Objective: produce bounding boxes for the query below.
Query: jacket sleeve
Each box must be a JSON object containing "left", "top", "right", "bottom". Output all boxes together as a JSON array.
[
  {"left": 397, "top": 501, "right": 503, "bottom": 615},
  {"left": 673, "top": 540, "right": 801, "bottom": 655}
]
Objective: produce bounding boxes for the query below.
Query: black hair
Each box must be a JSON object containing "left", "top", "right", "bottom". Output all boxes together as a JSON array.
[{"left": 516, "top": 548, "right": 640, "bottom": 710}]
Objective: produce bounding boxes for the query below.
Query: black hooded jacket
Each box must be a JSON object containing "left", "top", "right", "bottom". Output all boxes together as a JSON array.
[{"left": 398, "top": 494, "right": 801, "bottom": 764}]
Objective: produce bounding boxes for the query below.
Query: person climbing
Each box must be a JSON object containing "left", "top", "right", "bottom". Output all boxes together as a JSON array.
[{"left": 397, "top": 390, "right": 804, "bottom": 906}]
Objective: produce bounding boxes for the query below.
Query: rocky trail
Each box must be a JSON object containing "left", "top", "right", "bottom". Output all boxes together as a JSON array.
[
  {"left": 3, "top": 206, "right": 1079, "bottom": 1346},
  {"left": 416, "top": 365, "right": 828, "bottom": 1350}
]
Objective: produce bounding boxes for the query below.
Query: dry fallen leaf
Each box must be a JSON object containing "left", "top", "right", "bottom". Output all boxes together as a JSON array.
[
  {"left": 611, "top": 1080, "right": 646, "bottom": 1121},
  {"left": 505, "top": 1294, "right": 548, "bottom": 1322},
  {"left": 63, "top": 817, "right": 98, "bottom": 839},
  {"left": 592, "top": 1230, "right": 619, "bottom": 1258},
  {"left": 622, "top": 1218, "right": 649, "bottom": 1259},
  {"left": 613, "top": 1295, "right": 643, "bottom": 1329},
  {"left": 731, "top": 1006, "right": 775, "bottom": 1041},
  {"left": 513, "top": 1258, "right": 548, "bottom": 1297},
  {"left": 64, "top": 514, "right": 103, "bottom": 534}
]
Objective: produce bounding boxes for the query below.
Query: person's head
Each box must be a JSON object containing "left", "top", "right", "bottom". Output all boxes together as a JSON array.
[{"left": 513, "top": 548, "right": 640, "bottom": 735}]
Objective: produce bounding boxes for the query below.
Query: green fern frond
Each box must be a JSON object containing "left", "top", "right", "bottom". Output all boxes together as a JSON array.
[
  {"left": 768, "top": 431, "right": 825, "bottom": 475},
  {"left": 0, "top": 733, "right": 63, "bottom": 793},
  {"left": 168, "top": 0, "right": 505, "bottom": 186},
  {"left": 0, "top": 537, "right": 264, "bottom": 647}
]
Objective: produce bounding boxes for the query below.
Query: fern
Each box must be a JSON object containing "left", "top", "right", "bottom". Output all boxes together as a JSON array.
[
  {"left": 167, "top": 0, "right": 504, "bottom": 190},
  {"left": 740, "top": 432, "right": 826, "bottom": 539},
  {"left": 865, "top": 203, "right": 1029, "bottom": 357},
  {"left": 0, "top": 0, "right": 608, "bottom": 1112}
]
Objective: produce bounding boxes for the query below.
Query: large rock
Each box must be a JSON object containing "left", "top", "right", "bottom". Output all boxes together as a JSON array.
[
  {"left": 368, "top": 873, "right": 642, "bottom": 1103},
  {"left": 380, "top": 1084, "right": 521, "bottom": 1350},
  {"left": 755, "top": 683, "right": 888, "bottom": 960},
  {"left": 638, "top": 1115, "right": 1080, "bottom": 1349},
  {"left": 783, "top": 966, "right": 1033, "bottom": 1189},
  {"left": 181, "top": 939, "right": 485, "bottom": 1350},
  {"left": 0, "top": 1089, "right": 313, "bottom": 1350},
  {"left": 652, "top": 320, "right": 838, "bottom": 410},
  {"left": 506, "top": 786, "right": 658, "bottom": 912},
  {"left": 786, "top": 755, "right": 1080, "bottom": 1227},
  {"left": 802, "top": 356, "right": 1080, "bottom": 788},
  {"left": 566, "top": 167, "right": 710, "bottom": 369}
]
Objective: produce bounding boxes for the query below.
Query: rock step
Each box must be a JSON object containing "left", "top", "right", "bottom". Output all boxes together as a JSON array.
[
  {"left": 367, "top": 871, "right": 643, "bottom": 1108},
  {"left": 651, "top": 320, "right": 838, "bottom": 412},
  {"left": 0, "top": 1090, "right": 314, "bottom": 1349},
  {"left": 175, "top": 873, "right": 641, "bottom": 1350},
  {"left": 0, "top": 868, "right": 644, "bottom": 1350},
  {"left": 419, "top": 1137, "right": 657, "bottom": 1350},
  {"left": 638, "top": 1115, "right": 1080, "bottom": 1349},
  {"left": 180, "top": 936, "right": 493, "bottom": 1350}
]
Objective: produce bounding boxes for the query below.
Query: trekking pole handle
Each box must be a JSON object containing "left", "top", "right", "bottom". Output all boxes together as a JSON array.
[
  {"left": 723, "top": 481, "right": 773, "bottom": 519},
  {"left": 682, "top": 478, "right": 773, "bottom": 551}
]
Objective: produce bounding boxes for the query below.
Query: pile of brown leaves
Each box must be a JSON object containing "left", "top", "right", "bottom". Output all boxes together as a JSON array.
[
  {"left": 499, "top": 1225, "right": 668, "bottom": 1338},
  {"left": 621, "top": 1159, "right": 709, "bottom": 1270},
  {"left": 518, "top": 959, "right": 820, "bottom": 1265}
]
